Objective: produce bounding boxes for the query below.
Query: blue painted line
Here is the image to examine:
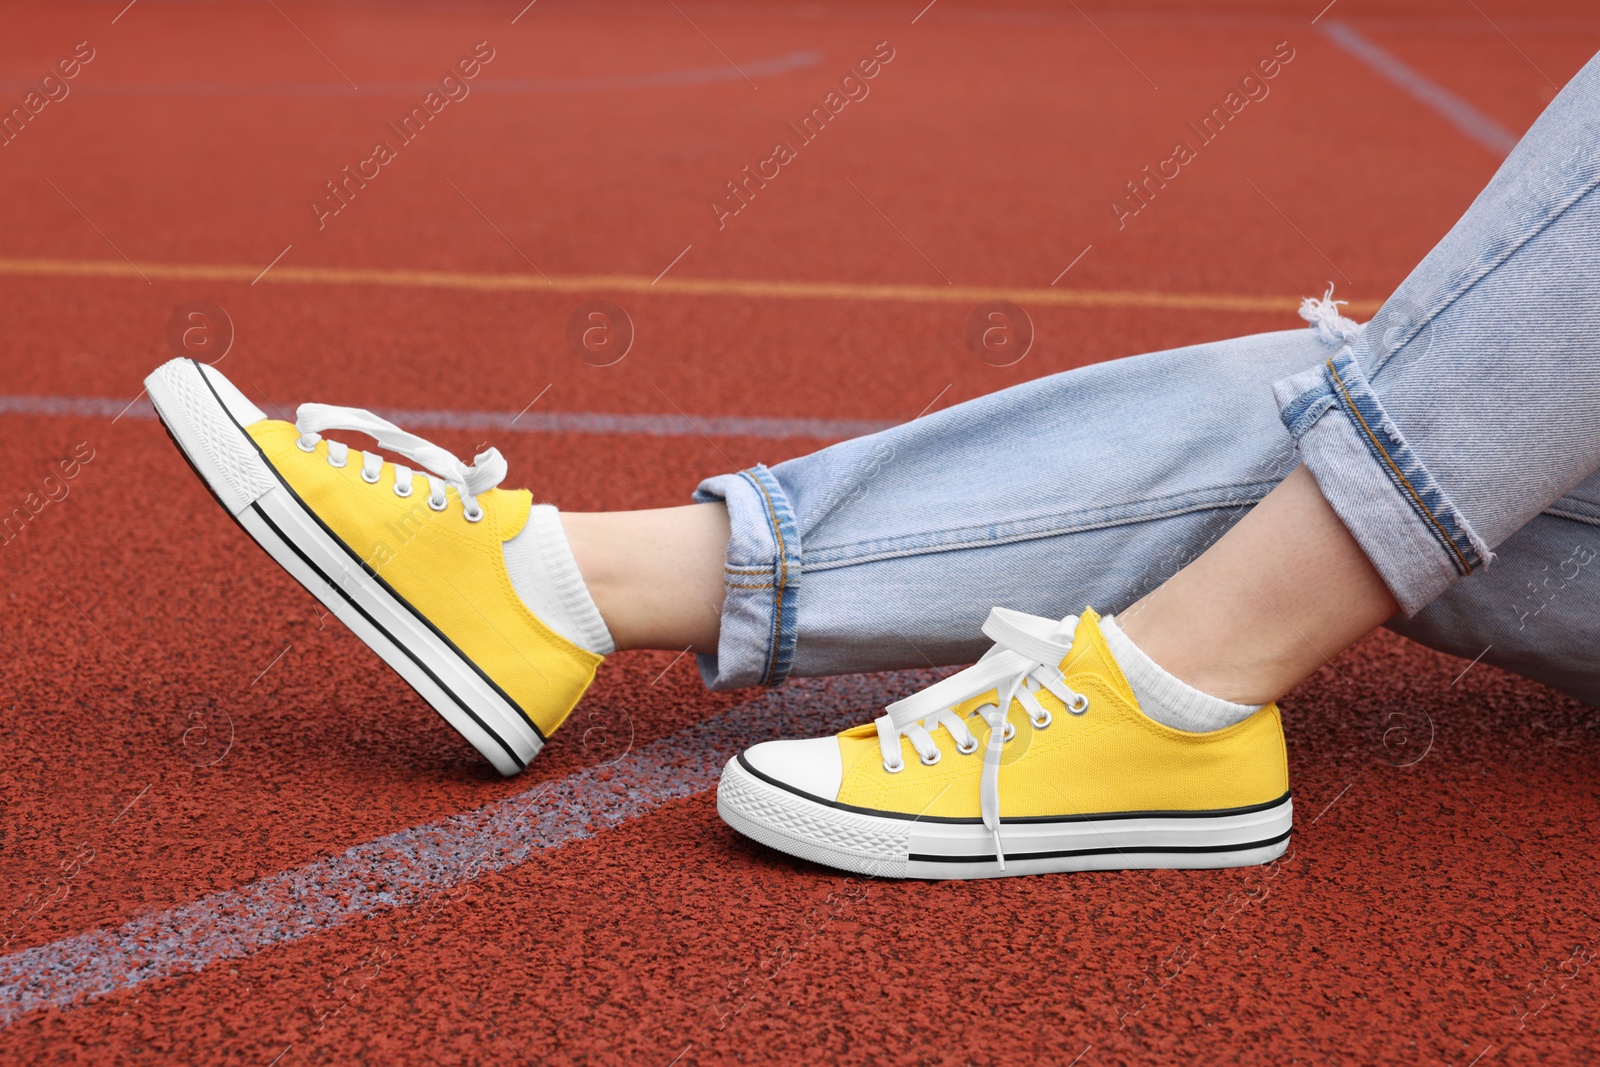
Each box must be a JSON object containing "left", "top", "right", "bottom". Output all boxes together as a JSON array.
[
  {"left": 1319, "top": 21, "right": 1519, "bottom": 157},
  {"left": 0, "top": 669, "right": 939, "bottom": 1027},
  {"left": 0, "top": 50, "right": 821, "bottom": 97},
  {"left": 0, "top": 395, "right": 893, "bottom": 442}
]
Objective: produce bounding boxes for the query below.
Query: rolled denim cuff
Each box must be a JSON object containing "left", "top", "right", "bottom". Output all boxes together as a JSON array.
[
  {"left": 1274, "top": 348, "right": 1494, "bottom": 615},
  {"left": 691, "top": 464, "right": 802, "bottom": 689}
]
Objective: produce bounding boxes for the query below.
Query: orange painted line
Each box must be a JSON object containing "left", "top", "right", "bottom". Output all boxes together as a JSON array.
[{"left": 0, "top": 256, "right": 1384, "bottom": 315}]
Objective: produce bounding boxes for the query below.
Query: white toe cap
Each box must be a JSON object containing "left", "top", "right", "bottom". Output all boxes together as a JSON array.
[{"left": 741, "top": 736, "right": 843, "bottom": 802}]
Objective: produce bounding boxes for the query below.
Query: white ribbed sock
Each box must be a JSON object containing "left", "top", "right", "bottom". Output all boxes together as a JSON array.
[
  {"left": 502, "top": 505, "right": 615, "bottom": 655},
  {"left": 1100, "top": 615, "right": 1260, "bottom": 732}
]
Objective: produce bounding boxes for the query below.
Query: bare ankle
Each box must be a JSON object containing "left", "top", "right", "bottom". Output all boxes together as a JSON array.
[
  {"left": 1113, "top": 466, "right": 1398, "bottom": 705},
  {"left": 560, "top": 505, "right": 728, "bottom": 653}
]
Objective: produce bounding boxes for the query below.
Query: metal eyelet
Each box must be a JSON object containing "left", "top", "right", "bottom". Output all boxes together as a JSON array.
[
  {"left": 393, "top": 482, "right": 413, "bottom": 498},
  {"left": 427, "top": 495, "right": 448, "bottom": 512},
  {"left": 1031, "top": 709, "right": 1053, "bottom": 729},
  {"left": 919, "top": 749, "right": 941, "bottom": 767},
  {"left": 956, "top": 736, "right": 979, "bottom": 755},
  {"left": 882, "top": 758, "right": 905, "bottom": 774},
  {"left": 1002, "top": 721, "right": 1016, "bottom": 742},
  {"left": 361, "top": 469, "right": 381, "bottom": 484},
  {"left": 295, "top": 436, "right": 317, "bottom": 453},
  {"left": 327, "top": 453, "right": 348, "bottom": 469},
  {"left": 1068, "top": 694, "right": 1090, "bottom": 716},
  {"left": 463, "top": 505, "right": 484, "bottom": 523}
]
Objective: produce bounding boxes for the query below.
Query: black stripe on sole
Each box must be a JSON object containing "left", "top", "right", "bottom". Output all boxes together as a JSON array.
[
  {"left": 908, "top": 828, "right": 1293, "bottom": 865},
  {"left": 151, "top": 365, "right": 528, "bottom": 769},
  {"left": 187, "top": 363, "right": 547, "bottom": 744},
  {"left": 247, "top": 501, "right": 526, "bottom": 771}
]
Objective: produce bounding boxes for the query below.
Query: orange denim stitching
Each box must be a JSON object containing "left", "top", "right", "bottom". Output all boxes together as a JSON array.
[
  {"left": 1326, "top": 358, "right": 1472, "bottom": 575},
  {"left": 748, "top": 474, "right": 791, "bottom": 685}
]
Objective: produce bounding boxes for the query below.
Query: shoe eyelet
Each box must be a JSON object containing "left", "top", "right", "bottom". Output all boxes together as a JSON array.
[
  {"left": 919, "top": 750, "right": 941, "bottom": 767},
  {"left": 956, "top": 737, "right": 979, "bottom": 755},
  {"left": 295, "top": 436, "right": 317, "bottom": 453},
  {"left": 1002, "top": 721, "right": 1016, "bottom": 742},
  {"left": 393, "top": 482, "right": 413, "bottom": 498},
  {"left": 428, "top": 496, "right": 448, "bottom": 512},
  {"left": 361, "top": 469, "right": 381, "bottom": 484},
  {"left": 327, "top": 453, "right": 348, "bottom": 469},
  {"left": 1031, "top": 710, "right": 1052, "bottom": 729},
  {"left": 463, "top": 505, "right": 484, "bottom": 523},
  {"left": 883, "top": 758, "right": 905, "bottom": 774},
  {"left": 1068, "top": 695, "right": 1089, "bottom": 716}
]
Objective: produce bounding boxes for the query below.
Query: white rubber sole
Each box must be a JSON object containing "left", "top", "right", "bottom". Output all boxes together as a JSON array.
[
  {"left": 144, "top": 358, "right": 542, "bottom": 776},
  {"left": 718, "top": 754, "right": 1292, "bottom": 880}
]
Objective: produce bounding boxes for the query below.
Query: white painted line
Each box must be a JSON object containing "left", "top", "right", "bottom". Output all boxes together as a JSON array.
[
  {"left": 0, "top": 670, "right": 931, "bottom": 1026},
  {"left": 0, "top": 393, "right": 894, "bottom": 442},
  {"left": 1320, "top": 21, "right": 1519, "bottom": 157}
]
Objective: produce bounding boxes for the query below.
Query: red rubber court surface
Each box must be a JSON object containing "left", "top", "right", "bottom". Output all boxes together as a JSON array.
[{"left": 2, "top": 1, "right": 1599, "bottom": 1063}]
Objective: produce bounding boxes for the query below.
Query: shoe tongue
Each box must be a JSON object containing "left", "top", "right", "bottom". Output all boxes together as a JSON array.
[{"left": 1062, "top": 608, "right": 1136, "bottom": 700}]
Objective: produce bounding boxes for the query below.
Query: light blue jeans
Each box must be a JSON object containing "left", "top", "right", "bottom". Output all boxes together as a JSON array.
[{"left": 695, "top": 50, "right": 1600, "bottom": 706}]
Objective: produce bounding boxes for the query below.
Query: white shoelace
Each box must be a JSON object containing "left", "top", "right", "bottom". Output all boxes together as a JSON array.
[
  {"left": 293, "top": 403, "right": 507, "bottom": 520},
  {"left": 874, "top": 607, "right": 1089, "bottom": 868}
]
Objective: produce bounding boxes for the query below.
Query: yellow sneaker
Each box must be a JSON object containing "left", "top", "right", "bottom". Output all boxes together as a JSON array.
[
  {"left": 145, "top": 358, "right": 603, "bottom": 775},
  {"left": 718, "top": 608, "right": 1291, "bottom": 878}
]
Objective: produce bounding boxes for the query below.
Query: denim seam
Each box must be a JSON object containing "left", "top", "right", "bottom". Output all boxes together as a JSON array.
[
  {"left": 1542, "top": 506, "right": 1600, "bottom": 530},
  {"left": 1370, "top": 170, "right": 1600, "bottom": 376},
  {"left": 800, "top": 483, "right": 1283, "bottom": 573},
  {"left": 742, "top": 466, "right": 801, "bottom": 687},
  {"left": 1324, "top": 356, "right": 1476, "bottom": 576},
  {"left": 1278, "top": 385, "right": 1337, "bottom": 438}
]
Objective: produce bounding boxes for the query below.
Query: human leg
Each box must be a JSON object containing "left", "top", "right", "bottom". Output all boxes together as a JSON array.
[
  {"left": 562, "top": 504, "right": 729, "bottom": 654},
  {"left": 718, "top": 51, "right": 1600, "bottom": 875},
  {"left": 1118, "top": 48, "right": 1600, "bottom": 706},
  {"left": 1117, "top": 465, "right": 1399, "bottom": 705},
  {"left": 691, "top": 325, "right": 1324, "bottom": 689},
  {"left": 697, "top": 50, "right": 1600, "bottom": 701}
]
